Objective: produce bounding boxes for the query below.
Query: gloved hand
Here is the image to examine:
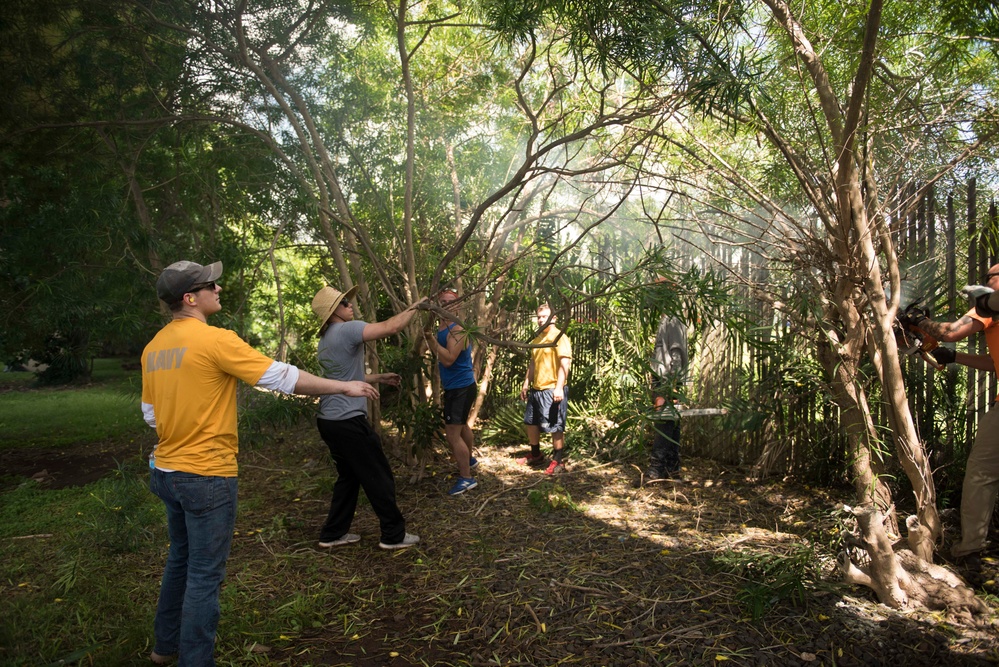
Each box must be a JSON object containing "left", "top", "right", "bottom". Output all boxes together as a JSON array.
[
  {"left": 930, "top": 346, "right": 955, "bottom": 365},
  {"left": 903, "top": 304, "right": 930, "bottom": 326},
  {"left": 961, "top": 285, "right": 999, "bottom": 318}
]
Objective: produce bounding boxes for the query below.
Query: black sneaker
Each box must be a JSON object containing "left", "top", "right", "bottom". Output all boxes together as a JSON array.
[
  {"left": 956, "top": 552, "right": 983, "bottom": 572},
  {"left": 954, "top": 552, "right": 985, "bottom": 587}
]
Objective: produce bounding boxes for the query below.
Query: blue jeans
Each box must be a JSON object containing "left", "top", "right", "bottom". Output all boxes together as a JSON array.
[{"left": 150, "top": 469, "right": 237, "bottom": 667}]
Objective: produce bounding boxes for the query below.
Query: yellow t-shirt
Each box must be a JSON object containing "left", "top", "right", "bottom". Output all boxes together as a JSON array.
[
  {"left": 141, "top": 318, "right": 273, "bottom": 477},
  {"left": 530, "top": 326, "right": 572, "bottom": 390},
  {"left": 967, "top": 308, "right": 999, "bottom": 398}
]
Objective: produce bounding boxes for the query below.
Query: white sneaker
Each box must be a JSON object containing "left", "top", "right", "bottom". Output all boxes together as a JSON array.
[
  {"left": 318, "top": 533, "right": 361, "bottom": 547},
  {"left": 379, "top": 533, "right": 420, "bottom": 550}
]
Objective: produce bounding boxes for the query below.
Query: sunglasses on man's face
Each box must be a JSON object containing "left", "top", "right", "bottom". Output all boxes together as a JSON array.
[
  {"left": 339, "top": 300, "right": 352, "bottom": 309},
  {"left": 985, "top": 273, "right": 999, "bottom": 282},
  {"left": 190, "top": 281, "right": 216, "bottom": 292}
]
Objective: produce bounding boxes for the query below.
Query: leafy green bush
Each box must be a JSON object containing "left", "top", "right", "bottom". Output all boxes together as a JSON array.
[
  {"left": 237, "top": 389, "right": 317, "bottom": 448},
  {"left": 478, "top": 396, "right": 527, "bottom": 446}
]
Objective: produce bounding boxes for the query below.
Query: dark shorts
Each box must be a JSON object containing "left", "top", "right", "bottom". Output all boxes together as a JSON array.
[
  {"left": 524, "top": 387, "right": 568, "bottom": 433},
  {"left": 443, "top": 383, "right": 476, "bottom": 425}
]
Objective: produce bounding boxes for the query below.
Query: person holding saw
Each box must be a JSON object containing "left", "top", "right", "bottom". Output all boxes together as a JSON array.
[{"left": 901, "top": 262, "right": 999, "bottom": 582}]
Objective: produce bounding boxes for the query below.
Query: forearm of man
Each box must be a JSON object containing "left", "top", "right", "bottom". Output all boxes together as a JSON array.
[
  {"left": 954, "top": 352, "right": 998, "bottom": 372},
  {"left": 556, "top": 357, "right": 571, "bottom": 389},
  {"left": 920, "top": 314, "right": 982, "bottom": 342}
]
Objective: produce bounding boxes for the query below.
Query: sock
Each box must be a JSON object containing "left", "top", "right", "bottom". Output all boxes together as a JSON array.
[
  {"left": 530, "top": 445, "right": 541, "bottom": 457},
  {"left": 553, "top": 449, "right": 564, "bottom": 464}
]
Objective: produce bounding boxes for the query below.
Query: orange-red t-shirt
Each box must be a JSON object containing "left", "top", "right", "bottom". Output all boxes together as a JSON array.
[{"left": 967, "top": 308, "right": 999, "bottom": 399}]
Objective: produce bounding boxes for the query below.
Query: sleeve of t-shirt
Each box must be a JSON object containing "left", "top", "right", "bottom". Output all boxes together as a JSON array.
[
  {"left": 212, "top": 328, "right": 275, "bottom": 386},
  {"left": 256, "top": 361, "right": 301, "bottom": 394},
  {"left": 967, "top": 307, "right": 994, "bottom": 329},
  {"left": 557, "top": 333, "right": 572, "bottom": 359},
  {"left": 141, "top": 402, "right": 156, "bottom": 428},
  {"left": 344, "top": 320, "right": 367, "bottom": 350}
]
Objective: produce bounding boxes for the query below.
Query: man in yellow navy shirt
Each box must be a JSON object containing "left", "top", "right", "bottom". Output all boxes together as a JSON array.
[
  {"left": 517, "top": 302, "right": 572, "bottom": 475},
  {"left": 141, "top": 260, "right": 377, "bottom": 667}
]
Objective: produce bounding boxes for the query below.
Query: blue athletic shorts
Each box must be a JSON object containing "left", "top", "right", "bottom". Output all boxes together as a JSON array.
[{"left": 523, "top": 387, "right": 568, "bottom": 433}]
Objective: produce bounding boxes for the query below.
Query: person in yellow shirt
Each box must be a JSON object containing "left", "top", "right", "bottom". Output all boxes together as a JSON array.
[
  {"left": 517, "top": 303, "right": 572, "bottom": 475},
  {"left": 142, "top": 260, "right": 377, "bottom": 667}
]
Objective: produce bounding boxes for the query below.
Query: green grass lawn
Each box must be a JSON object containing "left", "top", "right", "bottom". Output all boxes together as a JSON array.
[{"left": 0, "top": 359, "right": 145, "bottom": 449}]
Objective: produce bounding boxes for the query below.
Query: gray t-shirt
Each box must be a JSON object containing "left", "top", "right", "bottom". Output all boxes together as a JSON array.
[
  {"left": 317, "top": 320, "right": 369, "bottom": 420},
  {"left": 651, "top": 315, "right": 688, "bottom": 382}
]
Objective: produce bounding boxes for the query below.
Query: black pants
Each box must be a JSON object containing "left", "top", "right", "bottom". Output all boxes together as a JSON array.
[
  {"left": 651, "top": 419, "right": 681, "bottom": 474},
  {"left": 317, "top": 416, "right": 406, "bottom": 544}
]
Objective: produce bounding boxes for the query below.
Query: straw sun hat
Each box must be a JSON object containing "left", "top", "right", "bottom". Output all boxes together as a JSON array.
[{"left": 311, "top": 285, "right": 359, "bottom": 330}]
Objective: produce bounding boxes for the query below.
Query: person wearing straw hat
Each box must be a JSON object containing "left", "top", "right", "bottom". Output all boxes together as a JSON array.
[
  {"left": 143, "top": 260, "right": 378, "bottom": 667},
  {"left": 311, "top": 284, "right": 425, "bottom": 551}
]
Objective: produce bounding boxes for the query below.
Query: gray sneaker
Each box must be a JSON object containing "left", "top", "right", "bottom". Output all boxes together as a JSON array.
[
  {"left": 318, "top": 533, "right": 361, "bottom": 548},
  {"left": 379, "top": 533, "right": 421, "bottom": 550}
]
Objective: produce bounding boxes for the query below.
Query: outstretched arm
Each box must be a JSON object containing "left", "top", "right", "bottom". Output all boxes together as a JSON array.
[
  {"left": 952, "top": 352, "right": 997, "bottom": 372},
  {"left": 363, "top": 297, "right": 428, "bottom": 341},
  {"left": 293, "top": 370, "right": 379, "bottom": 399},
  {"left": 918, "top": 314, "right": 983, "bottom": 343}
]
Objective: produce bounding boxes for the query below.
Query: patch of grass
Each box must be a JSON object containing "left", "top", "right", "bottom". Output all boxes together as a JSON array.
[
  {"left": 0, "top": 370, "right": 34, "bottom": 390},
  {"left": 526, "top": 481, "right": 583, "bottom": 515},
  {"left": 79, "top": 462, "right": 164, "bottom": 553},
  {"left": 0, "top": 472, "right": 164, "bottom": 665},
  {"left": 712, "top": 543, "right": 819, "bottom": 620},
  {"left": 0, "top": 358, "right": 145, "bottom": 450},
  {"left": 0, "top": 480, "right": 83, "bottom": 538},
  {"left": 0, "top": 386, "right": 146, "bottom": 449}
]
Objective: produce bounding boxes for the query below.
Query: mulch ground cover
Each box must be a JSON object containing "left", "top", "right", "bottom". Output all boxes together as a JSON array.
[
  {"left": 235, "top": 424, "right": 999, "bottom": 667},
  {"left": 4, "top": 421, "right": 998, "bottom": 666}
]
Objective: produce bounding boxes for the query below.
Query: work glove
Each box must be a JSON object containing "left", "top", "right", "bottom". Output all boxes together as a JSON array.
[
  {"left": 903, "top": 304, "right": 930, "bottom": 326},
  {"left": 930, "top": 346, "right": 955, "bottom": 366},
  {"left": 961, "top": 285, "right": 999, "bottom": 318}
]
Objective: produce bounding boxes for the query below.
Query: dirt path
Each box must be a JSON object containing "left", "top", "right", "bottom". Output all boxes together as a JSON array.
[{"left": 228, "top": 426, "right": 999, "bottom": 667}]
